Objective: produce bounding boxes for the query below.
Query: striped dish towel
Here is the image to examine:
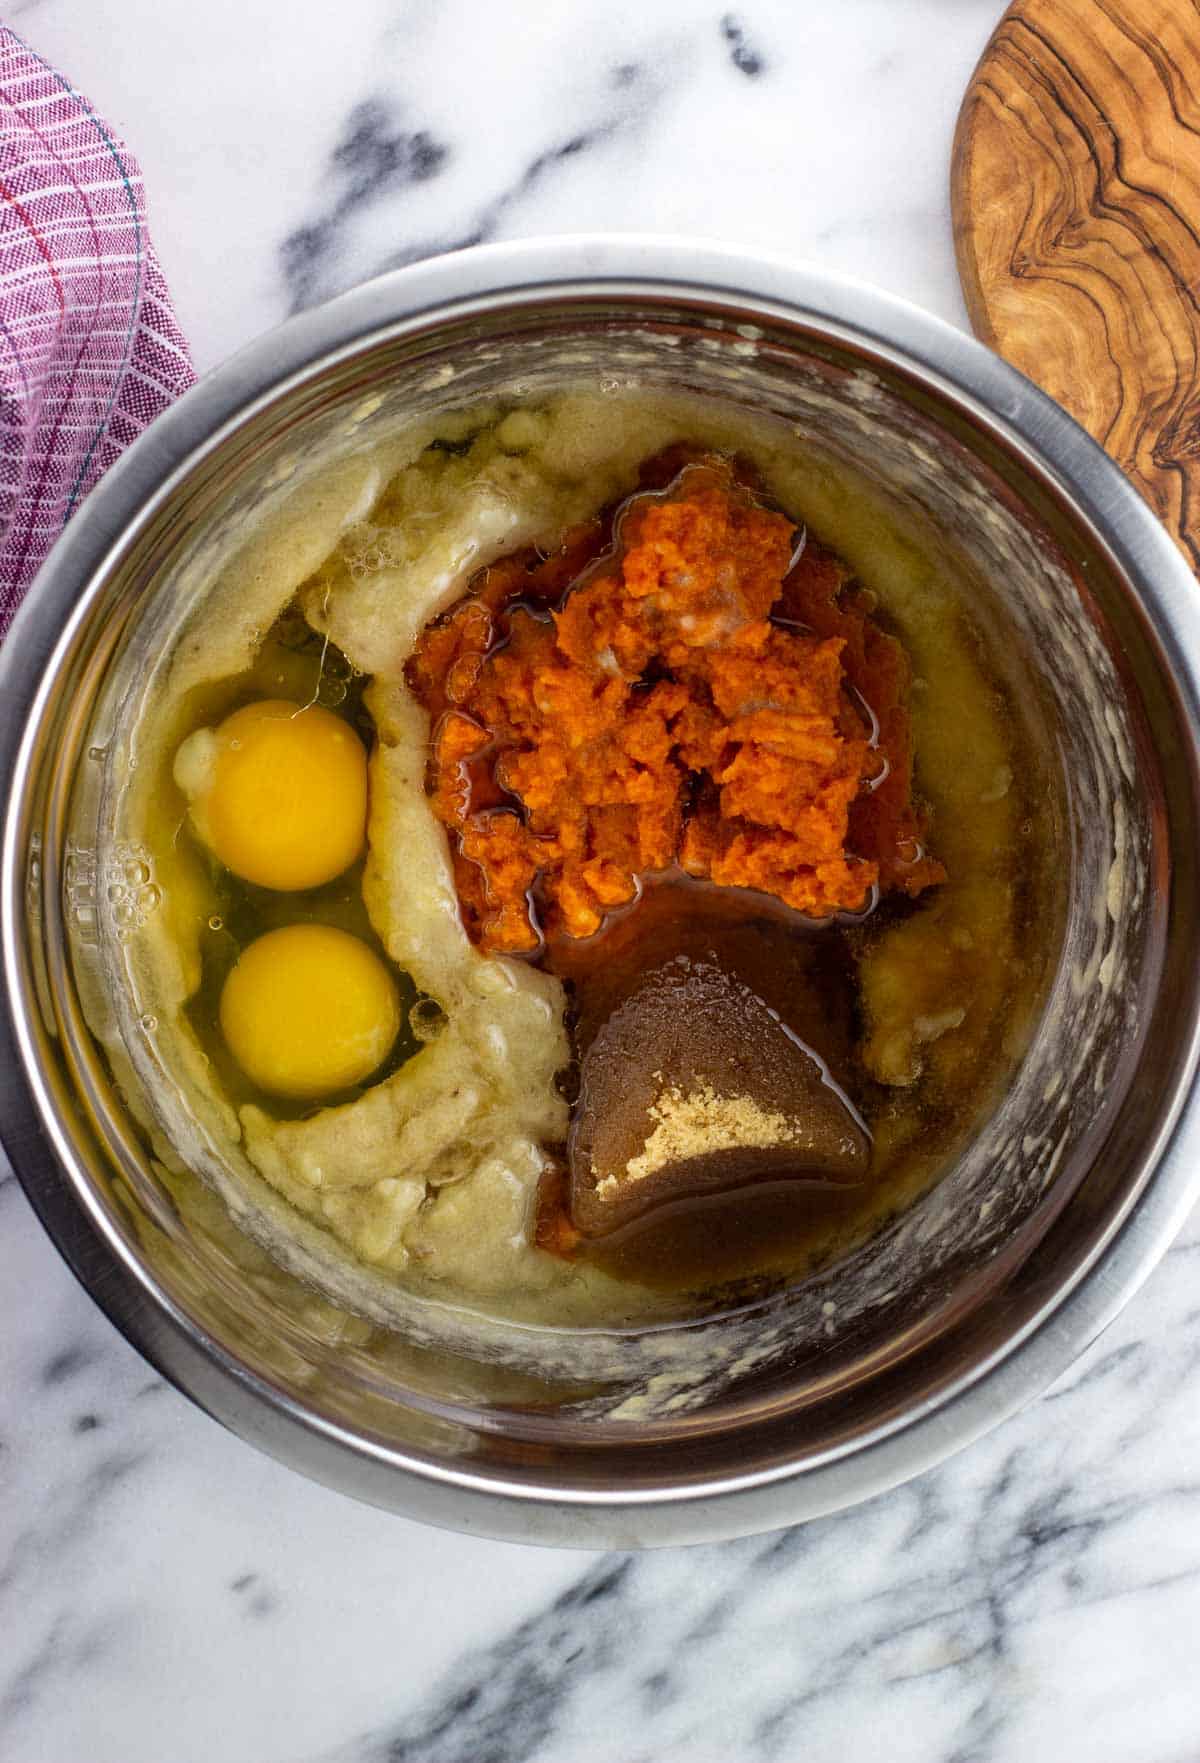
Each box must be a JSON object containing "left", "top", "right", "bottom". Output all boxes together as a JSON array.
[{"left": 0, "top": 25, "right": 193, "bottom": 638}]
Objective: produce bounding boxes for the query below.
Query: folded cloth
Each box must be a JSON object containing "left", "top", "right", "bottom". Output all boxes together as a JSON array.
[{"left": 0, "top": 25, "right": 193, "bottom": 638}]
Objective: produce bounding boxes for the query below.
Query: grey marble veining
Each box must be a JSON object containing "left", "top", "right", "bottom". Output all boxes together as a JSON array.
[
  {"left": 12, "top": 0, "right": 995, "bottom": 370},
  {"left": 310, "top": 1231, "right": 1200, "bottom": 1763},
  {"left": 5, "top": 2, "right": 1200, "bottom": 1760}
]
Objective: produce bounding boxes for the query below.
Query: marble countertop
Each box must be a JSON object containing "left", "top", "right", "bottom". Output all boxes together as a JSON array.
[{"left": 4, "top": 2, "right": 1200, "bottom": 1759}]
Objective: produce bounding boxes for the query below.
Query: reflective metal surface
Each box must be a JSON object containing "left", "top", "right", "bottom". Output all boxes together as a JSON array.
[{"left": 2, "top": 237, "right": 1200, "bottom": 1546}]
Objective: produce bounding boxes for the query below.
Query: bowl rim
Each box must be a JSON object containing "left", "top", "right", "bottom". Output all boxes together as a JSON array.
[{"left": 3, "top": 233, "right": 1200, "bottom": 1546}]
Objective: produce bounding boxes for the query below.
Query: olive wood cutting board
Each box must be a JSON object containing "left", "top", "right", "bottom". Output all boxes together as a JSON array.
[{"left": 951, "top": 0, "right": 1200, "bottom": 571}]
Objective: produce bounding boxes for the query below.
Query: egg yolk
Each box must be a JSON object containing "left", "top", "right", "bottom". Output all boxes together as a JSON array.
[
  {"left": 219, "top": 923, "right": 401, "bottom": 1099},
  {"left": 182, "top": 699, "right": 367, "bottom": 891}
]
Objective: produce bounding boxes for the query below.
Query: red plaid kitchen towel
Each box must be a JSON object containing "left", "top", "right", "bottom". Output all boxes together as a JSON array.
[{"left": 0, "top": 25, "right": 193, "bottom": 638}]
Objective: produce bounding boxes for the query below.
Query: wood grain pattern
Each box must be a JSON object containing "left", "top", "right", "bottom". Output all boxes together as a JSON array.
[{"left": 952, "top": 0, "right": 1200, "bottom": 569}]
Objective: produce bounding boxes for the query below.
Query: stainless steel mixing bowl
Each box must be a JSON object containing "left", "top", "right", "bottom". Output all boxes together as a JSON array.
[{"left": 3, "top": 238, "right": 1199, "bottom": 1547}]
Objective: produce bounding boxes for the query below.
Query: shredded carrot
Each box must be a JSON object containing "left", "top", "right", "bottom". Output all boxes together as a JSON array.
[{"left": 408, "top": 454, "right": 944, "bottom": 953}]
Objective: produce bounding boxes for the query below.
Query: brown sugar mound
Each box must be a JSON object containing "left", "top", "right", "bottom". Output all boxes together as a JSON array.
[
  {"left": 407, "top": 452, "right": 944, "bottom": 953},
  {"left": 567, "top": 951, "right": 870, "bottom": 1239}
]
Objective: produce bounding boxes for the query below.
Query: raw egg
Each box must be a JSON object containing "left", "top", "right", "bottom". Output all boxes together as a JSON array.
[
  {"left": 219, "top": 923, "right": 400, "bottom": 1099},
  {"left": 175, "top": 699, "right": 367, "bottom": 891}
]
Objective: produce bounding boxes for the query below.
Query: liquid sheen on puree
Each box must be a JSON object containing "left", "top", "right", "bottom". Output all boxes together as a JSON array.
[{"left": 409, "top": 452, "right": 944, "bottom": 955}]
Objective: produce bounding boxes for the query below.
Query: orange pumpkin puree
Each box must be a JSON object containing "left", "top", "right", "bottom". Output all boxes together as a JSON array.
[{"left": 407, "top": 452, "right": 944, "bottom": 953}]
